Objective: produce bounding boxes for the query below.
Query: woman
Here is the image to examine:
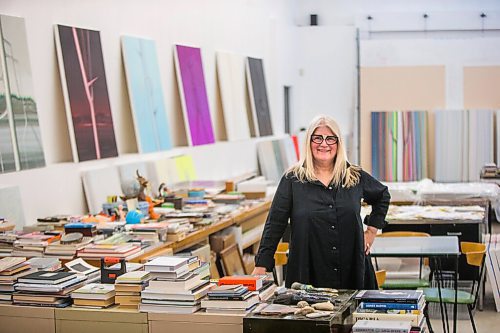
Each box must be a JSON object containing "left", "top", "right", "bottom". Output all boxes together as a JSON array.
[{"left": 252, "top": 115, "right": 390, "bottom": 289}]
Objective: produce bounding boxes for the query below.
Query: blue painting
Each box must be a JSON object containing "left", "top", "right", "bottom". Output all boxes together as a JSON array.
[{"left": 122, "top": 36, "right": 172, "bottom": 153}]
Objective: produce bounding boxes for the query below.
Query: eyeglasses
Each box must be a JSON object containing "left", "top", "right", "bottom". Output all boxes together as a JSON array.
[{"left": 311, "top": 134, "right": 338, "bottom": 145}]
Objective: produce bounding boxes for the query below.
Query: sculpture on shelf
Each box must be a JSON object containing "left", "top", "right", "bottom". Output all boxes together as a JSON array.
[{"left": 120, "top": 169, "right": 150, "bottom": 202}]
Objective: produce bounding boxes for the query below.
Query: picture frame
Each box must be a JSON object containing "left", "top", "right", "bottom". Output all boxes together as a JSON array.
[{"left": 220, "top": 244, "right": 246, "bottom": 276}]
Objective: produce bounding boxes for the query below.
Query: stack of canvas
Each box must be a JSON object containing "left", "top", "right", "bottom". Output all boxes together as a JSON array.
[
  {"left": 371, "top": 111, "right": 428, "bottom": 182},
  {"left": 71, "top": 283, "right": 115, "bottom": 309},
  {"left": 115, "top": 271, "right": 151, "bottom": 309},
  {"left": 257, "top": 136, "right": 298, "bottom": 185},
  {"left": 14, "top": 270, "right": 86, "bottom": 307},
  {"left": 140, "top": 256, "right": 212, "bottom": 313},
  {"left": 0, "top": 257, "right": 35, "bottom": 303},
  {"left": 434, "top": 109, "right": 495, "bottom": 182}
]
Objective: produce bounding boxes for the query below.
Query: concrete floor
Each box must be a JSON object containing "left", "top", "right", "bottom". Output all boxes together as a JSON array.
[{"left": 429, "top": 221, "right": 500, "bottom": 333}]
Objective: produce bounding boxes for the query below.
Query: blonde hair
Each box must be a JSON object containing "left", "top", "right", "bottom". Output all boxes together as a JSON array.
[{"left": 287, "top": 115, "right": 361, "bottom": 188}]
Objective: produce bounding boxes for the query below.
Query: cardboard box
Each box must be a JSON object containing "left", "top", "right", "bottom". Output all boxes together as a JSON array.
[{"left": 209, "top": 232, "right": 236, "bottom": 253}]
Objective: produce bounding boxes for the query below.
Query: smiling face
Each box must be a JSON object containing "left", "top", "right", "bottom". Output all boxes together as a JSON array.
[{"left": 310, "top": 125, "right": 338, "bottom": 166}]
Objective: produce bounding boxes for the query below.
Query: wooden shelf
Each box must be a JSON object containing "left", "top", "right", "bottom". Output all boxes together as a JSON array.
[{"left": 131, "top": 200, "right": 271, "bottom": 262}]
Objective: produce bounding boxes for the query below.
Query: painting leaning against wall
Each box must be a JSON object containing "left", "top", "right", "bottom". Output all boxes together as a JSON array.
[
  {"left": 55, "top": 24, "right": 118, "bottom": 162},
  {"left": 0, "top": 14, "right": 45, "bottom": 173}
]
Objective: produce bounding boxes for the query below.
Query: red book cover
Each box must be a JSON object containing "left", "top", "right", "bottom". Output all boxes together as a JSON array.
[{"left": 218, "top": 275, "right": 265, "bottom": 291}]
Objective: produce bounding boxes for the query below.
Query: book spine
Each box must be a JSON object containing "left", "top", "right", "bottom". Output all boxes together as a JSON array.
[
  {"left": 219, "top": 280, "right": 258, "bottom": 291},
  {"left": 359, "top": 302, "right": 419, "bottom": 310},
  {"left": 207, "top": 296, "right": 247, "bottom": 301},
  {"left": 358, "top": 298, "right": 420, "bottom": 304},
  {"left": 353, "top": 313, "right": 420, "bottom": 326}
]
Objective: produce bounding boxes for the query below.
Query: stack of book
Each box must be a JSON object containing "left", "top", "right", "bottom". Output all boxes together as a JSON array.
[
  {"left": 13, "top": 270, "right": 86, "bottom": 307},
  {"left": 115, "top": 271, "right": 151, "bottom": 309},
  {"left": 218, "top": 275, "right": 275, "bottom": 302},
  {"left": 0, "top": 257, "right": 35, "bottom": 303},
  {"left": 140, "top": 256, "right": 212, "bottom": 313},
  {"left": 201, "top": 284, "right": 260, "bottom": 314},
  {"left": 353, "top": 290, "right": 426, "bottom": 333},
  {"left": 127, "top": 222, "right": 171, "bottom": 243},
  {"left": 44, "top": 236, "right": 93, "bottom": 259},
  {"left": 26, "top": 257, "right": 61, "bottom": 271},
  {"left": 0, "top": 232, "right": 17, "bottom": 256},
  {"left": 36, "top": 216, "right": 71, "bottom": 231},
  {"left": 481, "top": 163, "right": 499, "bottom": 179},
  {"left": 64, "top": 223, "right": 97, "bottom": 237},
  {"left": 71, "top": 283, "right": 115, "bottom": 308},
  {"left": 12, "top": 231, "right": 62, "bottom": 257},
  {"left": 78, "top": 242, "right": 142, "bottom": 260},
  {"left": 164, "top": 218, "right": 193, "bottom": 242}
]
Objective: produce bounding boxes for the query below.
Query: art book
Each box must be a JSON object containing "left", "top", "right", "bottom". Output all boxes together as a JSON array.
[{"left": 355, "top": 290, "right": 423, "bottom": 304}]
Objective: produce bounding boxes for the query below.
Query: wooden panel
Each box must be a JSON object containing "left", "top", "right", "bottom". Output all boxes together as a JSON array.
[
  {"left": 0, "top": 316, "right": 54, "bottom": 333},
  {"left": 150, "top": 321, "right": 241, "bottom": 333},
  {"left": 56, "top": 320, "right": 147, "bottom": 333},
  {"left": 0, "top": 304, "right": 54, "bottom": 318},
  {"left": 360, "top": 66, "right": 445, "bottom": 176},
  {"left": 55, "top": 307, "right": 147, "bottom": 323},
  {"left": 148, "top": 311, "right": 243, "bottom": 324},
  {"left": 0, "top": 304, "right": 55, "bottom": 333},
  {"left": 464, "top": 66, "right": 500, "bottom": 109}
]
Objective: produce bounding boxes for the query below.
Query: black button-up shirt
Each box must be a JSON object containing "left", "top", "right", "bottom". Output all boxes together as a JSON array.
[{"left": 255, "top": 169, "right": 390, "bottom": 289}]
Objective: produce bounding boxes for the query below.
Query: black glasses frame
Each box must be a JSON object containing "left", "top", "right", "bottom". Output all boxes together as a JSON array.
[{"left": 311, "top": 134, "right": 338, "bottom": 145}]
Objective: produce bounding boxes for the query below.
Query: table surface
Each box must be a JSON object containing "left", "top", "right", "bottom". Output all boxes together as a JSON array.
[{"left": 371, "top": 236, "right": 460, "bottom": 257}]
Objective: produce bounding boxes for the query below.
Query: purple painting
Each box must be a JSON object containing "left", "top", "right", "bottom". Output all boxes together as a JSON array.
[{"left": 174, "top": 45, "right": 215, "bottom": 146}]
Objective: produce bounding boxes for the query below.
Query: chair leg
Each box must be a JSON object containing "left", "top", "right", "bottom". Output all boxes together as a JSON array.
[
  {"left": 424, "top": 302, "right": 434, "bottom": 333},
  {"left": 467, "top": 304, "right": 477, "bottom": 333}
]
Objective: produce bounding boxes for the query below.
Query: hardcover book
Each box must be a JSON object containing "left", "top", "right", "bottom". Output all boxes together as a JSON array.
[
  {"left": 355, "top": 290, "right": 423, "bottom": 303},
  {"left": 18, "top": 271, "right": 77, "bottom": 285}
]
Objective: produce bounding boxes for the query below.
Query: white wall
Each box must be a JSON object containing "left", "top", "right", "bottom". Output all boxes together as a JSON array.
[
  {"left": 294, "top": 26, "right": 357, "bottom": 158},
  {"left": 292, "top": 0, "right": 500, "bottom": 166},
  {"left": 360, "top": 37, "right": 500, "bottom": 109},
  {"left": 0, "top": 0, "right": 297, "bottom": 225}
]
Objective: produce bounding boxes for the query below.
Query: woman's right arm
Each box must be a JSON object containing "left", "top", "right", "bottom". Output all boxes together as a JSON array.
[{"left": 252, "top": 175, "right": 293, "bottom": 274}]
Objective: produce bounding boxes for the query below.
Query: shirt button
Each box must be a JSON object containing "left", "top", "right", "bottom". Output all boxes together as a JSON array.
[
  {"left": 328, "top": 187, "right": 332, "bottom": 190},
  {"left": 331, "top": 225, "right": 335, "bottom": 230},
  {"left": 332, "top": 246, "right": 337, "bottom": 251},
  {"left": 333, "top": 268, "right": 338, "bottom": 272},
  {"left": 329, "top": 205, "right": 333, "bottom": 208}
]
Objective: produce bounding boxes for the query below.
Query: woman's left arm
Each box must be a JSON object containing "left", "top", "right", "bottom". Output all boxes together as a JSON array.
[{"left": 361, "top": 170, "right": 391, "bottom": 254}]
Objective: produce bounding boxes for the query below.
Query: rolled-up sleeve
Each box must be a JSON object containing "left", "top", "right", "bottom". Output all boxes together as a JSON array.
[
  {"left": 255, "top": 175, "right": 292, "bottom": 271},
  {"left": 361, "top": 170, "right": 390, "bottom": 229}
]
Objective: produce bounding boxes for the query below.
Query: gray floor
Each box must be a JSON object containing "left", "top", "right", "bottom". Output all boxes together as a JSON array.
[{"left": 429, "top": 222, "right": 500, "bottom": 333}]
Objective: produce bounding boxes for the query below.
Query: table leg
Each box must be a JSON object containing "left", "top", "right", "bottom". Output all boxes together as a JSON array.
[
  {"left": 453, "top": 256, "right": 458, "bottom": 333},
  {"left": 435, "top": 257, "right": 448, "bottom": 333}
]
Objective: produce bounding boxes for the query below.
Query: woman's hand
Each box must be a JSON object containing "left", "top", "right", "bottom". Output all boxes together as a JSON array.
[
  {"left": 364, "top": 226, "right": 378, "bottom": 255},
  {"left": 251, "top": 266, "right": 267, "bottom": 275}
]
